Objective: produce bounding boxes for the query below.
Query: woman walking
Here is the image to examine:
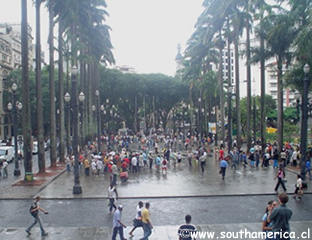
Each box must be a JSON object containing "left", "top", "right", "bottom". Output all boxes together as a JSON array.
[{"left": 274, "top": 165, "right": 287, "bottom": 192}]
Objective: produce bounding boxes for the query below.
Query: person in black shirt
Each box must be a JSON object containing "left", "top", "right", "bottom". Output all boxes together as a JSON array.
[{"left": 178, "top": 215, "right": 196, "bottom": 240}]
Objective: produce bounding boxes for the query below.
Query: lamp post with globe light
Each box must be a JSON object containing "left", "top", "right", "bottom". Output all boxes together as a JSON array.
[
  {"left": 71, "top": 66, "right": 82, "bottom": 194},
  {"left": 7, "top": 82, "right": 23, "bottom": 176},
  {"left": 300, "top": 63, "right": 310, "bottom": 180},
  {"left": 78, "top": 92, "right": 85, "bottom": 147},
  {"left": 95, "top": 90, "right": 101, "bottom": 152},
  {"left": 64, "top": 92, "right": 71, "bottom": 154}
]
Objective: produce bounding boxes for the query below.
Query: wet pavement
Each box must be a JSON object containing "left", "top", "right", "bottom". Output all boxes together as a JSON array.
[
  {"left": 1, "top": 221, "right": 311, "bottom": 240},
  {"left": 0, "top": 152, "right": 64, "bottom": 199},
  {"left": 1, "top": 195, "right": 312, "bottom": 227},
  {"left": 1, "top": 146, "right": 312, "bottom": 239},
  {"left": 38, "top": 153, "right": 309, "bottom": 199}
]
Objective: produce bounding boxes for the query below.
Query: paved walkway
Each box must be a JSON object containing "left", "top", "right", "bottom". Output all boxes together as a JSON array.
[
  {"left": 37, "top": 155, "right": 309, "bottom": 199},
  {"left": 1, "top": 221, "right": 311, "bottom": 240}
]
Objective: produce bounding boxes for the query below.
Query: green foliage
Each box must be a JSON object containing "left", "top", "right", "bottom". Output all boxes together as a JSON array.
[
  {"left": 98, "top": 67, "right": 188, "bottom": 129},
  {"left": 5, "top": 68, "right": 59, "bottom": 137},
  {"left": 238, "top": 95, "right": 276, "bottom": 135}
]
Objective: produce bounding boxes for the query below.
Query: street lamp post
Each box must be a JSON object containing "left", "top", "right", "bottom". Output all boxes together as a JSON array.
[
  {"left": 95, "top": 90, "right": 101, "bottom": 153},
  {"left": 228, "top": 86, "right": 233, "bottom": 152},
  {"left": 71, "top": 66, "right": 82, "bottom": 194},
  {"left": 8, "top": 83, "right": 23, "bottom": 176},
  {"left": 64, "top": 92, "right": 71, "bottom": 155},
  {"left": 253, "top": 95, "right": 257, "bottom": 143},
  {"left": 78, "top": 92, "right": 85, "bottom": 147},
  {"left": 198, "top": 98, "right": 201, "bottom": 137},
  {"left": 100, "top": 104, "right": 105, "bottom": 136},
  {"left": 300, "top": 63, "right": 310, "bottom": 180}
]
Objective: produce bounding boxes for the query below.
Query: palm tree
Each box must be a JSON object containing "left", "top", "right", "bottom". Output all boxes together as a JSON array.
[
  {"left": 265, "top": 10, "right": 296, "bottom": 152},
  {"left": 231, "top": 8, "right": 245, "bottom": 150},
  {"left": 35, "top": 0, "right": 45, "bottom": 173},
  {"left": 58, "top": 18, "right": 65, "bottom": 163},
  {"left": 21, "top": 0, "right": 33, "bottom": 180},
  {"left": 245, "top": 0, "right": 252, "bottom": 151},
  {"left": 48, "top": 4, "right": 57, "bottom": 167},
  {"left": 48, "top": 0, "right": 114, "bottom": 145},
  {"left": 252, "top": 0, "right": 273, "bottom": 152}
]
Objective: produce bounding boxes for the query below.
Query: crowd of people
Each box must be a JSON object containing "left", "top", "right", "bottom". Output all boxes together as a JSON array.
[{"left": 24, "top": 131, "right": 311, "bottom": 239}]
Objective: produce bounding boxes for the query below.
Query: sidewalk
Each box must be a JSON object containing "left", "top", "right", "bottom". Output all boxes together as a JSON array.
[
  {"left": 36, "top": 155, "right": 311, "bottom": 199},
  {"left": 0, "top": 162, "right": 65, "bottom": 199},
  {"left": 1, "top": 221, "right": 311, "bottom": 240},
  {"left": 1, "top": 150, "right": 311, "bottom": 200}
]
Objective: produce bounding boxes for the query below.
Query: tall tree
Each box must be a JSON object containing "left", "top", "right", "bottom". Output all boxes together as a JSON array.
[
  {"left": 245, "top": 0, "right": 252, "bottom": 151},
  {"left": 265, "top": 11, "right": 295, "bottom": 152},
  {"left": 252, "top": 0, "right": 273, "bottom": 152},
  {"left": 21, "top": 0, "right": 33, "bottom": 180},
  {"left": 35, "top": 0, "right": 45, "bottom": 173},
  {"left": 58, "top": 19, "right": 65, "bottom": 162},
  {"left": 48, "top": 5, "right": 57, "bottom": 167}
]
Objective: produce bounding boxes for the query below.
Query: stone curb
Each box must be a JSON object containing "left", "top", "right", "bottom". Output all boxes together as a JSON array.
[{"left": 1, "top": 192, "right": 311, "bottom": 201}]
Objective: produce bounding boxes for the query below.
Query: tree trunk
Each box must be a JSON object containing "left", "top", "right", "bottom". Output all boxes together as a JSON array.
[
  {"left": 234, "top": 36, "right": 241, "bottom": 150},
  {"left": 260, "top": 33, "right": 266, "bottom": 153},
  {"left": 246, "top": 5, "right": 252, "bottom": 152},
  {"left": 218, "top": 42, "right": 225, "bottom": 145},
  {"left": 134, "top": 95, "right": 138, "bottom": 133},
  {"left": 21, "top": 0, "right": 33, "bottom": 179},
  {"left": 35, "top": 0, "right": 45, "bottom": 173},
  {"left": 277, "top": 56, "right": 283, "bottom": 152},
  {"left": 49, "top": 8, "right": 57, "bottom": 167},
  {"left": 58, "top": 19, "right": 65, "bottom": 162},
  {"left": 227, "top": 23, "right": 232, "bottom": 151}
]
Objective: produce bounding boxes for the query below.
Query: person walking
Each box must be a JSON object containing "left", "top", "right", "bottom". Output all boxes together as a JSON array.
[
  {"left": 200, "top": 151, "right": 207, "bottom": 174},
  {"left": 131, "top": 155, "right": 138, "bottom": 173},
  {"left": 2, "top": 160, "right": 8, "bottom": 178},
  {"left": 274, "top": 166, "right": 287, "bottom": 192},
  {"left": 306, "top": 159, "right": 311, "bottom": 180},
  {"left": 220, "top": 159, "right": 228, "bottom": 180},
  {"left": 108, "top": 183, "right": 118, "bottom": 214},
  {"left": 161, "top": 157, "right": 168, "bottom": 175},
  {"left": 141, "top": 202, "right": 153, "bottom": 240},
  {"left": 65, "top": 155, "right": 71, "bottom": 172},
  {"left": 268, "top": 193, "right": 293, "bottom": 240},
  {"left": 178, "top": 214, "right": 196, "bottom": 240},
  {"left": 273, "top": 149, "right": 279, "bottom": 169},
  {"left": 129, "top": 201, "right": 144, "bottom": 237},
  {"left": 187, "top": 151, "right": 192, "bottom": 167},
  {"left": 293, "top": 175, "right": 303, "bottom": 200},
  {"left": 112, "top": 162, "right": 119, "bottom": 185},
  {"left": 26, "top": 196, "right": 48, "bottom": 237},
  {"left": 148, "top": 152, "right": 153, "bottom": 169},
  {"left": 83, "top": 158, "right": 90, "bottom": 176},
  {"left": 112, "top": 205, "right": 127, "bottom": 240}
]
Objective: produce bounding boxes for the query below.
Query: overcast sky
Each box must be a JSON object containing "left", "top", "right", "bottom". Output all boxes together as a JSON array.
[{"left": 0, "top": 0, "right": 203, "bottom": 76}]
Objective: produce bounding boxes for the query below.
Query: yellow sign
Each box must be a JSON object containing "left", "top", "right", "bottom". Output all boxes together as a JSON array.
[{"left": 266, "top": 127, "right": 277, "bottom": 134}]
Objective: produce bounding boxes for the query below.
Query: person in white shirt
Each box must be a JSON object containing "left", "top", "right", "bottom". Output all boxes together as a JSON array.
[
  {"left": 291, "top": 149, "right": 298, "bottom": 167},
  {"left": 2, "top": 160, "right": 8, "bottom": 178},
  {"left": 97, "top": 160, "right": 103, "bottom": 175},
  {"left": 293, "top": 174, "right": 303, "bottom": 200},
  {"left": 108, "top": 184, "right": 118, "bottom": 213},
  {"left": 129, "top": 201, "right": 144, "bottom": 237},
  {"left": 111, "top": 162, "right": 118, "bottom": 185},
  {"left": 91, "top": 160, "right": 97, "bottom": 175},
  {"left": 131, "top": 155, "right": 138, "bottom": 173}
]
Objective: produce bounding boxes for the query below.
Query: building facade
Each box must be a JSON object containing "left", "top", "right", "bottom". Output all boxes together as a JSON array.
[{"left": 0, "top": 23, "right": 34, "bottom": 140}]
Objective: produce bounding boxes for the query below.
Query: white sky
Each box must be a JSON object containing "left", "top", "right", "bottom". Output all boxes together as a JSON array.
[{"left": 0, "top": 0, "right": 204, "bottom": 76}]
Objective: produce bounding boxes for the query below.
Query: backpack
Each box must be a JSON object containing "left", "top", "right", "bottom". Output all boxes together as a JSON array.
[{"left": 29, "top": 202, "right": 38, "bottom": 217}]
